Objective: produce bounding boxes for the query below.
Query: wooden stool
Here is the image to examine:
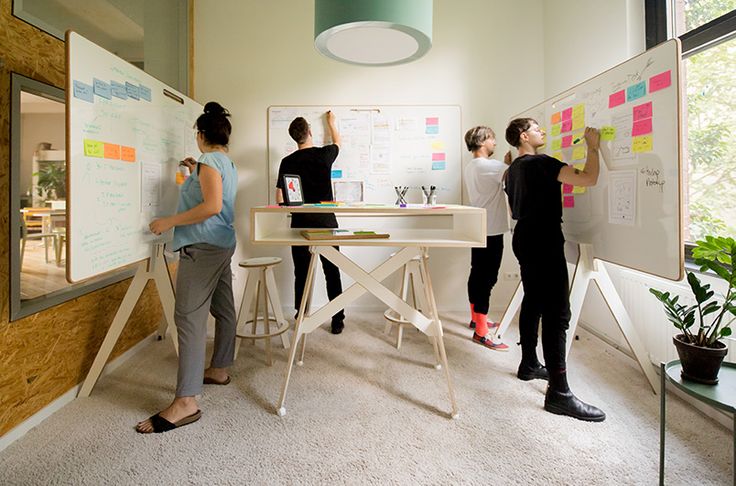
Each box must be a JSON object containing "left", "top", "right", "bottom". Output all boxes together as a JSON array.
[
  {"left": 235, "top": 257, "right": 290, "bottom": 366},
  {"left": 384, "top": 254, "right": 428, "bottom": 349}
]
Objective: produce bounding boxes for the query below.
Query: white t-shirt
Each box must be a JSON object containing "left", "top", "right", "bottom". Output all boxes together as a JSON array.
[{"left": 463, "top": 157, "right": 509, "bottom": 236}]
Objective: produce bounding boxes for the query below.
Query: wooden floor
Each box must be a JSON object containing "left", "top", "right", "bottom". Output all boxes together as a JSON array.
[{"left": 20, "top": 240, "right": 68, "bottom": 300}]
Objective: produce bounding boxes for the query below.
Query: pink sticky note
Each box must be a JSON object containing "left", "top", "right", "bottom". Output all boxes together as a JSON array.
[
  {"left": 563, "top": 196, "right": 575, "bottom": 208},
  {"left": 562, "top": 107, "right": 573, "bottom": 120},
  {"left": 633, "top": 101, "right": 653, "bottom": 121},
  {"left": 561, "top": 119, "right": 573, "bottom": 132},
  {"left": 563, "top": 183, "right": 573, "bottom": 194},
  {"left": 649, "top": 70, "right": 672, "bottom": 93},
  {"left": 632, "top": 118, "right": 653, "bottom": 136},
  {"left": 426, "top": 117, "right": 439, "bottom": 125},
  {"left": 609, "top": 90, "right": 626, "bottom": 108},
  {"left": 431, "top": 152, "right": 445, "bottom": 161},
  {"left": 562, "top": 135, "right": 573, "bottom": 148}
]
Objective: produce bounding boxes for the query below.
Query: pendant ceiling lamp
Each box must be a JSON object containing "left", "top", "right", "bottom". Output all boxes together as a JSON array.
[{"left": 314, "top": 0, "right": 433, "bottom": 67}]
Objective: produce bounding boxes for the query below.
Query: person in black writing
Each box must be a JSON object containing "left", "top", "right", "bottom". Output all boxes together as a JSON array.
[
  {"left": 504, "top": 118, "right": 605, "bottom": 422},
  {"left": 276, "top": 111, "right": 345, "bottom": 334}
]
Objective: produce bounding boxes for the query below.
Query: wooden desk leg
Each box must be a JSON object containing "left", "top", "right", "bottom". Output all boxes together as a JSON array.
[
  {"left": 420, "top": 247, "right": 458, "bottom": 418},
  {"left": 277, "top": 249, "right": 318, "bottom": 416},
  {"left": 296, "top": 271, "right": 315, "bottom": 367},
  {"left": 660, "top": 362, "right": 666, "bottom": 486}
]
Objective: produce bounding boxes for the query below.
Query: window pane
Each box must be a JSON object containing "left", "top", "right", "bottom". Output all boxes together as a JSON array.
[
  {"left": 682, "top": 35, "right": 736, "bottom": 241},
  {"left": 675, "top": 0, "right": 736, "bottom": 35}
]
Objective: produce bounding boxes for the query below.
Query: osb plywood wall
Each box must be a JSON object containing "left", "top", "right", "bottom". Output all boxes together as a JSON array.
[{"left": 0, "top": 0, "right": 165, "bottom": 436}]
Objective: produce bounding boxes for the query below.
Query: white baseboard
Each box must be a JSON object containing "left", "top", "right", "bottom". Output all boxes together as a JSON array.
[{"left": 0, "top": 332, "right": 162, "bottom": 452}]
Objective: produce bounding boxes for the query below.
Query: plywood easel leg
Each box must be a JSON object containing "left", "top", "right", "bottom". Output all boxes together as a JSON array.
[
  {"left": 234, "top": 269, "right": 257, "bottom": 360},
  {"left": 152, "top": 247, "right": 177, "bottom": 355},
  {"left": 276, "top": 249, "right": 317, "bottom": 416},
  {"left": 594, "top": 263, "right": 658, "bottom": 393},
  {"left": 78, "top": 261, "right": 149, "bottom": 397},
  {"left": 297, "top": 268, "right": 316, "bottom": 366},
  {"left": 265, "top": 266, "right": 290, "bottom": 349},
  {"left": 497, "top": 282, "right": 523, "bottom": 339}
]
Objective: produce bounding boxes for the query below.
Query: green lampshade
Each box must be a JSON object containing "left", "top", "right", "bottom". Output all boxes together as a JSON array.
[{"left": 314, "top": 0, "right": 433, "bottom": 67}]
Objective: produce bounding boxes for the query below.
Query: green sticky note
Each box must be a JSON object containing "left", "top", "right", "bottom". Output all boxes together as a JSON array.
[
  {"left": 551, "top": 138, "right": 562, "bottom": 151},
  {"left": 601, "top": 126, "right": 616, "bottom": 141},
  {"left": 83, "top": 139, "right": 104, "bottom": 158},
  {"left": 551, "top": 124, "right": 561, "bottom": 136}
]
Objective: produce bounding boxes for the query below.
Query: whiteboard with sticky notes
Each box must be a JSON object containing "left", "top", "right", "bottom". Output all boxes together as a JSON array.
[
  {"left": 66, "top": 31, "right": 202, "bottom": 282},
  {"left": 267, "top": 105, "right": 462, "bottom": 205},
  {"left": 512, "top": 38, "right": 683, "bottom": 280}
]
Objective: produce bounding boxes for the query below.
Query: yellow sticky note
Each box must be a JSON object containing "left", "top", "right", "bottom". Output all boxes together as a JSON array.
[
  {"left": 431, "top": 140, "right": 445, "bottom": 150},
  {"left": 573, "top": 185, "right": 587, "bottom": 194},
  {"left": 551, "top": 151, "right": 563, "bottom": 161},
  {"left": 572, "top": 146, "right": 586, "bottom": 160},
  {"left": 574, "top": 163, "right": 585, "bottom": 171},
  {"left": 572, "top": 114, "right": 585, "bottom": 131},
  {"left": 632, "top": 135, "right": 653, "bottom": 153},
  {"left": 551, "top": 139, "right": 562, "bottom": 151},
  {"left": 601, "top": 126, "right": 616, "bottom": 141},
  {"left": 572, "top": 104, "right": 585, "bottom": 118},
  {"left": 83, "top": 139, "right": 104, "bottom": 158},
  {"left": 551, "top": 124, "right": 561, "bottom": 136}
]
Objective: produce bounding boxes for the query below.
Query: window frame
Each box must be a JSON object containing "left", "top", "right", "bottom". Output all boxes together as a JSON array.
[
  {"left": 646, "top": 0, "right": 736, "bottom": 262},
  {"left": 9, "top": 73, "right": 135, "bottom": 321}
]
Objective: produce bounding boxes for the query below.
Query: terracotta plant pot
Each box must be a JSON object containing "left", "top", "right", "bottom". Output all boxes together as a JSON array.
[{"left": 673, "top": 334, "right": 728, "bottom": 385}]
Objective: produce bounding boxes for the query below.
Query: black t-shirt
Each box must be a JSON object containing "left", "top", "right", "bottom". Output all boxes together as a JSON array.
[
  {"left": 504, "top": 154, "right": 566, "bottom": 225},
  {"left": 277, "top": 144, "right": 339, "bottom": 228}
]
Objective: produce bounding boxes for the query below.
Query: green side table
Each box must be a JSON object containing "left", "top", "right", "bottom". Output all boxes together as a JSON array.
[{"left": 660, "top": 360, "right": 736, "bottom": 485}]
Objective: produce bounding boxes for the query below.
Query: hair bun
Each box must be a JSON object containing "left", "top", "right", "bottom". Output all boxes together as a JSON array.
[{"left": 203, "top": 101, "right": 230, "bottom": 117}]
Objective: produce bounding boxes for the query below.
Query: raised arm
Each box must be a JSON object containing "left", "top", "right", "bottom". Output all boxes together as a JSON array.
[
  {"left": 327, "top": 110, "right": 341, "bottom": 147},
  {"left": 558, "top": 127, "right": 600, "bottom": 187}
]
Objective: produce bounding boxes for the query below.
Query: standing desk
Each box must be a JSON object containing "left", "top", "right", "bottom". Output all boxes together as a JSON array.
[{"left": 251, "top": 204, "right": 486, "bottom": 418}]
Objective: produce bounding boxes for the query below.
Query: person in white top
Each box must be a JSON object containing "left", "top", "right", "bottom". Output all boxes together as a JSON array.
[{"left": 463, "top": 126, "right": 510, "bottom": 351}]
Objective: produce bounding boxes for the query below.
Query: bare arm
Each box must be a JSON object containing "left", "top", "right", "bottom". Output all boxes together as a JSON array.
[
  {"left": 557, "top": 127, "right": 600, "bottom": 187},
  {"left": 327, "top": 110, "right": 341, "bottom": 147},
  {"left": 276, "top": 188, "right": 284, "bottom": 204},
  {"left": 149, "top": 164, "right": 223, "bottom": 235}
]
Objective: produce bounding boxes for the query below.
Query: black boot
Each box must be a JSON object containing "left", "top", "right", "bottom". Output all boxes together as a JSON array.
[
  {"left": 544, "top": 372, "right": 605, "bottom": 422},
  {"left": 330, "top": 318, "right": 344, "bottom": 334},
  {"left": 517, "top": 362, "right": 549, "bottom": 381}
]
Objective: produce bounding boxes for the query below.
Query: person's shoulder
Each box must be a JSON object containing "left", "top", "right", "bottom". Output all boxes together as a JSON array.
[{"left": 199, "top": 151, "right": 230, "bottom": 169}]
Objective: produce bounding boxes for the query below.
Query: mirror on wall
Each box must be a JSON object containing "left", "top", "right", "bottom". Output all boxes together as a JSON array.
[
  {"left": 10, "top": 74, "right": 134, "bottom": 320},
  {"left": 12, "top": 0, "right": 189, "bottom": 93}
]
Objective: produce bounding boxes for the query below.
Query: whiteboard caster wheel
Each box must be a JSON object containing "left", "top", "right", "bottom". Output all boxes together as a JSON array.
[
  {"left": 434, "top": 364, "right": 442, "bottom": 370},
  {"left": 451, "top": 412, "right": 459, "bottom": 420},
  {"left": 277, "top": 407, "right": 286, "bottom": 417},
  {"left": 296, "top": 360, "right": 304, "bottom": 367}
]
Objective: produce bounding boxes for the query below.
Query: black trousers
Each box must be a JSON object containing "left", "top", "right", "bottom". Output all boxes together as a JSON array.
[
  {"left": 291, "top": 245, "right": 345, "bottom": 322},
  {"left": 511, "top": 222, "right": 571, "bottom": 373},
  {"left": 467, "top": 234, "right": 504, "bottom": 315}
]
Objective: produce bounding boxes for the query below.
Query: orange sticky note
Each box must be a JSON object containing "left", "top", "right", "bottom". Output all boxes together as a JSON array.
[
  {"left": 104, "top": 143, "right": 121, "bottom": 159},
  {"left": 551, "top": 112, "right": 561, "bottom": 124},
  {"left": 120, "top": 146, "right": 136, "bottom": 162}
]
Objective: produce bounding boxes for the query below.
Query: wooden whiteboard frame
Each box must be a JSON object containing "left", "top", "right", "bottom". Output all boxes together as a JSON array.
[{"left": 512, "top": 39, "right": 683, "bottom": 281}]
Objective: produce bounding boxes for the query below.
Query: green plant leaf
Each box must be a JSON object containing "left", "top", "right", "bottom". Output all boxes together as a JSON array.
[
  {"left": 721, "top": 327, "right": 732, "bottom": 338},
  {"left": 687, "top": 272, "right": 713, "bottom": 304}
]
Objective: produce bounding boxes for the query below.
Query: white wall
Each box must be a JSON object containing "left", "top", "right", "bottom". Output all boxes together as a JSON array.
[
  {"left": 194, "top": 0, "right": 544, "bottom": 314},
  {"left": 20, "top": 113, "right": 65, "bottom": 200}
]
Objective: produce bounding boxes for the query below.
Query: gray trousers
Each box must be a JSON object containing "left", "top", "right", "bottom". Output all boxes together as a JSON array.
[{"left": 175, "top": 243, "right": 237, "bottom": 397}]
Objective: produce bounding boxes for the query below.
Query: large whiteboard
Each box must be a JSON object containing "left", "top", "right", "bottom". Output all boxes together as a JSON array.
[
  {"left": 267, "top": 105, "right": 462, "bottom": 204},
  {"left": 66, "top": 32, "right": 202, "bottom": 282},
  {"left": 514, "top": 39, "right": 683, "bottom": 280}
]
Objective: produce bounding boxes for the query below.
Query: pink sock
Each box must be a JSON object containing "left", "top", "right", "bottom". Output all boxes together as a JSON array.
[{"left": 475, "top": 313, "right": 489, "bottom": 337}]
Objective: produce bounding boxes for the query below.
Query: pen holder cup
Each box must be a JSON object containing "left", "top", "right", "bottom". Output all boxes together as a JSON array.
[{"left": 423, "top": 194, "right": 437, "bottom": 206}]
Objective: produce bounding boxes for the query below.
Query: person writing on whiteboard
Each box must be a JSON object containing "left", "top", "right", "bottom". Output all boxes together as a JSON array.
[
  {"left": 462, "top": 126, "right": 509, "bottom": 351},
  {"left": 137, "top": 102, "right": 238, "bottom": 433},
  {"left": 504, "top": 118, "right": 605, "bottom": 422},
  {"left": 276, "top": 111, "right": 346, "bottom": 335}
]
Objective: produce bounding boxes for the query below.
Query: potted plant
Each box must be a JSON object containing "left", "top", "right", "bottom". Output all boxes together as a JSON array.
[
  {"left": 650, "top": 235, "right": 736, "bottom": 384},
  {"left": 34, "top": 163, "right": 66, "bottom": 201}
]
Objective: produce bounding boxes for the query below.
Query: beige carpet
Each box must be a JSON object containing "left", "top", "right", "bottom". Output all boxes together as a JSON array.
[{"left": 0, "top": 311, "right": 731, "bottom": 485}]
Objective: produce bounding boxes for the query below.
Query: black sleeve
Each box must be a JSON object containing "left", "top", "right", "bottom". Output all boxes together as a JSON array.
[
  {"left": 276, "top": 161, "right": 285, "bottom": 189},
  {"left": 322, "top": 144, "right": 339, "bottom": 166},
  {"left": 540, "top": 154, "right": 566, "bottom": 181}
]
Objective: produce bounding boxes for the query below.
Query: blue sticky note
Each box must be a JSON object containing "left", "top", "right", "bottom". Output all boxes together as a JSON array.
[
  {"left": 432, "top": 161, "right": 446, "bottom": 170},
  {"left": 111, "top": 81, "right": 128, "bottom": 99},
  {"left": 73, "top": 80, "right": 94, "bottom": 103},
  {"left": 139, "top": 84, "right": 151, "bottom": 101},
  {"left": 331, "top": 170, "right": 343, "bottom": 179},
  {"left": 125, "top": 82, "right": 140, "bottom": 100},
  {"left": 626, "top": 81, "right": 647, "bottom": 102},
  {"left": 425, "top": 125, "right": 439, "bottom": 135},
  {"left": 93, "top": 78, "right": 111, "bottom": 99}
]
